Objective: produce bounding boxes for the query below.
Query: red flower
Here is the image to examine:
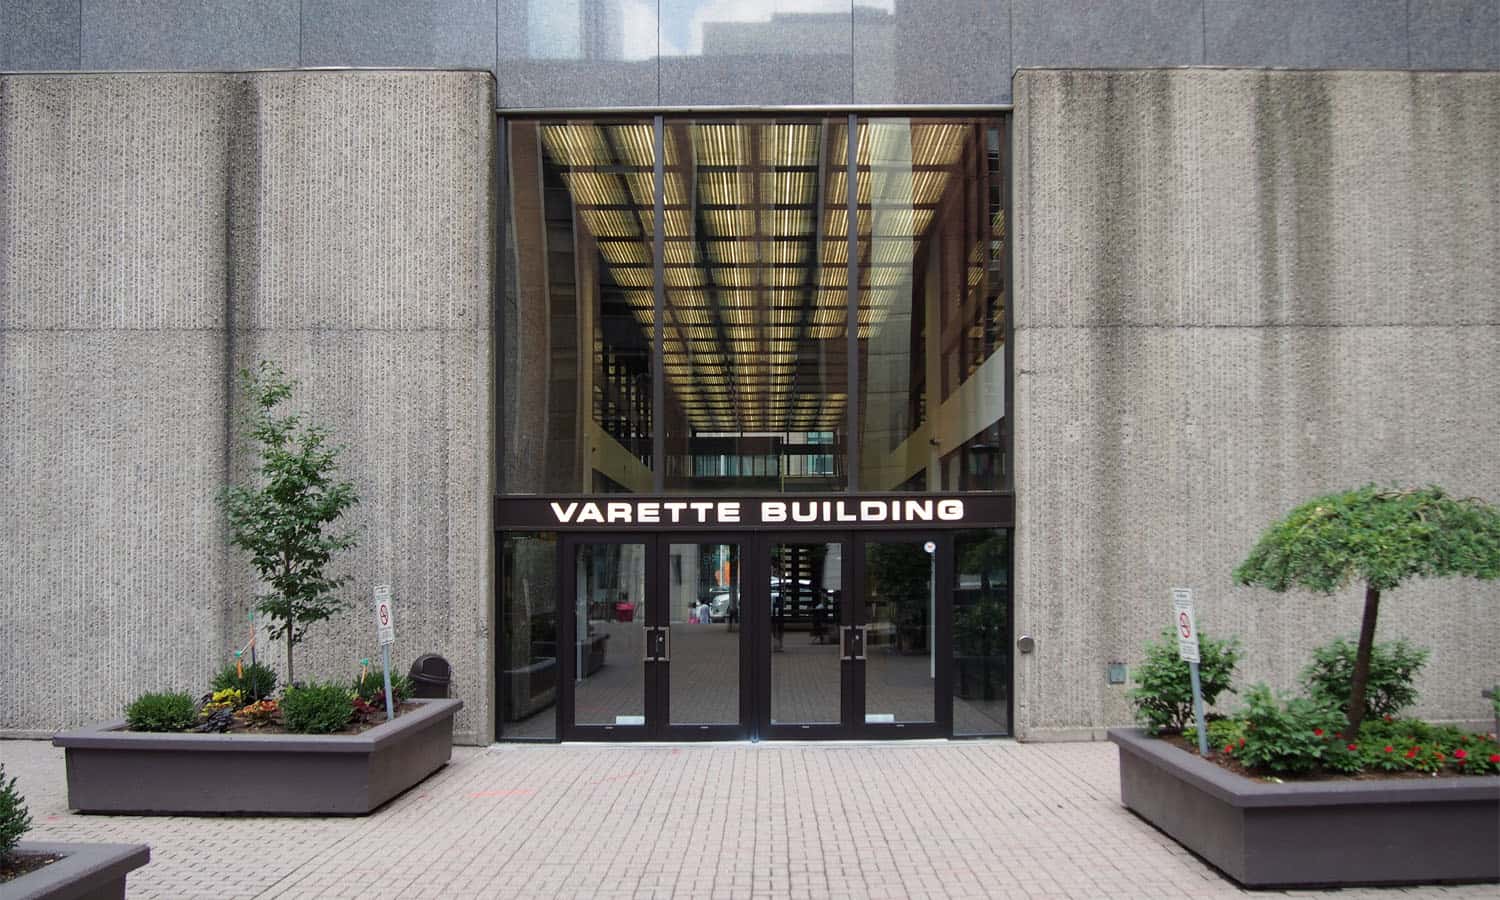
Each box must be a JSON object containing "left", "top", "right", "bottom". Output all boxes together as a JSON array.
[
  {"left": 1223, "top": 744, "right": 1234, "bottom": 754},
  {"left": 1405, "top": 747, "right": 1418, "bottom": 759},
  {"left": 1384, "top": 745, "right": 1394, "bottom": 753},
  {"left": 1313, "top": 728, "right": 1324, "bottom": 737},
  {"left": 1490, "top": 754, "right": 1500, "bottom": 764},
  {"left": 1346, "top": 743, "right": 1357, "bottom": 751},
  {"left": 1383, "top": 715, "right": 1393, "bottom": 723},
  {"left": 1454, "top": 749, "right": 1467, "bottom": 761},
  {"left": 1434, "top": 751, "right": 1446, "bottom": 762},
  {"left": 1238, "top": 738, "right": 1246, "bottom": 748}
]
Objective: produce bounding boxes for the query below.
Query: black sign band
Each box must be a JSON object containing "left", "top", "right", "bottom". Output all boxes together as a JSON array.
[{"left": 494, "top": 493, "right": 1012, "bottom": 531}]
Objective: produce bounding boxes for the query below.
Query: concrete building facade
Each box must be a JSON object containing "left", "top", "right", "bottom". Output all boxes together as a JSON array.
[{"left": 2, "top": 2, "right": 1497, "bottom": 744}]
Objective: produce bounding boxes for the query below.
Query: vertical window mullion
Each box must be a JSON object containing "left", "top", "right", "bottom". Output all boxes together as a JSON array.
[
  {"left": 846, "top": 113, "right": 860, "bottom": 493},
  {"left": 652, "top": 115, "right": 666, "bottom": 493}
]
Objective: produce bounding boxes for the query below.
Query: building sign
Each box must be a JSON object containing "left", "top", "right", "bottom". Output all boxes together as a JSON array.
[{"left": 494, "top": 494, "right": 1012, "bottom": 531}]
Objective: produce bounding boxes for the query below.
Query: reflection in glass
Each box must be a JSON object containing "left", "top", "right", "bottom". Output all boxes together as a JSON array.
[
  {"left": 862, "top": 541, "right": 935, "bottom": 724},
  {"left": 505, "top": 120, "right": 657, "bottom": 493},
  {"left": 770, "top": 542, "right": 843, "bottom": 725},
  {"left": 856, "top": 118, "right": 1008, "bottom": 492},
  {"left": 663, "top": 119, "right": 849, "bottom": 492},
  {"left": 501, "top": 533, "right": 559, "bottom": 739},
  {"left": 573, "top": 543, "right": 648, "bottom": 726},
  {"left": 668, "top": 543, "right": 740, "bottom": 725},
  {"left": 953, "top": 529, "right": 1010, "bottom": 735}
]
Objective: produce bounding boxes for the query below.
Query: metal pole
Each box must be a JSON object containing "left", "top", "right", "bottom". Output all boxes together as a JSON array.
[
  {"left": 381, "top": 643, "right": 395, "bottom": 722},
  {"left": 1189, "top": 661, "right": 1209, "bottom": 757}
]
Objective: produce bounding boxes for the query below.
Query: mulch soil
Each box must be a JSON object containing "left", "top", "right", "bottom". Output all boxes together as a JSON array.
[
  {"left": 1158, "top": 733, "right": 1475, "bottom": 782},
  {"left": 1, "top": 852, "right": 62, "bottom": 883}
]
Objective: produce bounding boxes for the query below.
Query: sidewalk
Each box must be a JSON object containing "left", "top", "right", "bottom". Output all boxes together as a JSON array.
[{"left": 2, "top": 738, "right": 1491, "bottom": 899}]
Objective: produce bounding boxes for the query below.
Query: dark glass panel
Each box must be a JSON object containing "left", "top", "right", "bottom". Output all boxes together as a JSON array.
[
  {"left": 769, "top": 541, "right": 843, "bottom": 724},
  {"left": 500, "top": 533, "right": 558, "bottom": 739},
  {"left": 863, "top": 540, "right": 936, "bottom": 724},
  {"left": 953, "top": 529, "right": 1010, "bottom": 736},
  {"left": 573, "top": 542, "right": 648, "bottom": 726},
  {"left": 668, "top": 542, "right": 741, "bottom": 725}
]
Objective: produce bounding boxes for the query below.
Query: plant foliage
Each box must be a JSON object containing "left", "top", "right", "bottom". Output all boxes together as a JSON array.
[
  {"left": 1128, "top": 628, "right": 1242, "bottom": 734},
  {"left": 222, "top": 362, "right": 360, "bottom": 685},
  {"left": 0, "top": 764, "right": 31, "bottom": 860},
  {"left": 281, "top": 682, "right": 355, "bottom": 734},
  {"left": 211, "top": 661, "right": 278, "bottom": 700},
  {"left": 125, "top": 692, "right": 198, "bottom": 732},
  {"left": 353, "top": 671, "right": 412, "bottom": 704},
  {"left": 1232, "top": 684, "right": 1347, "bottom": 775},
  {"left": 1301, "top": 637, "right": 1427, "bottom": 722}
]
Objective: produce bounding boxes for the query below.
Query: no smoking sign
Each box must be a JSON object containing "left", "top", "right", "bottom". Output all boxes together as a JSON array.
[{"left": 1172, "top": 588, "right": 1199, "bottom": 663}]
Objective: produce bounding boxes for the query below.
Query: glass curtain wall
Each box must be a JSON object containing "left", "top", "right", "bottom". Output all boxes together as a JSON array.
[
  {"left": 503, "top": 114, "right": 1007, "bottom": 496},
  {"left": 505, "top": 119, "right": 658, "bottom": 493}
]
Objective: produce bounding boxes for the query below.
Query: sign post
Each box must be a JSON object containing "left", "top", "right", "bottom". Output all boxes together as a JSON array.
[
  {"left": 373, "top": 585, "right": 396, "bottom": 722},
  {"left": 1173, "top": 588, "right": 1209, "bottom": 757}
]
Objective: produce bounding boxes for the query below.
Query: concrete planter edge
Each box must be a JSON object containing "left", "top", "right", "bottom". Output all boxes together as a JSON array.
[
  {"left": 5, "top": 841, "right": 150, "bottom": 900},
  {"left": 1107, "top": 727, "right": 1500, "bottom": 888},
  {"left": 52, "top": 698, "right": 463, "bottom": 815}
]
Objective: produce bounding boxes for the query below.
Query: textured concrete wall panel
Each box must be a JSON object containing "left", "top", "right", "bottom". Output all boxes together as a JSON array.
[
  {"left": 0, "top": 334, "right": 230, "bottom": 733},
  {"left": 0, "top": 70, "right": 495, "bottom": 741},
  {"left": 1014, "top": 68, "right": 1500, "bottom": 739},
  {"left": 0, "top": 75, "right": 236, "bottom": 330}
]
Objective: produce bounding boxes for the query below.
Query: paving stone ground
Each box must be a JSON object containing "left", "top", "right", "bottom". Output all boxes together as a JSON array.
[{"left": 2, "top": 738, "right": 1494, "bottom": 899}]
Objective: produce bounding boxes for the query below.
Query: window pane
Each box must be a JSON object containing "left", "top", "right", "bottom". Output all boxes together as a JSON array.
[
  {"left": 500, "top": 533, "right": 558, "bottom": 739},
  {"left": 863, "top": 540, "right": 936, "bottom": 724},
  {"left": 856, "top": 118, "right": 1007, "bottom": 492},
  {"left": 953, "top": 529, "right": 1010, "bottom": 735},
  {"left": 663, "top": 118, "right": 849, "bottom": 492},
  {"left": 505, "top": 120, "right": 657, "bottom": 493},
  {"left": 668, "top": 542, "right": 741, "bottom": 725}
]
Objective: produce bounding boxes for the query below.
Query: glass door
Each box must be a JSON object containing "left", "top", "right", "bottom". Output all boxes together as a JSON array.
[
  {"left": 660, "top": 538, "right": 750, "bottom": 739},
  {"left": 561, "top": 535, "right": 656, "bottom": 738},
  {"left": 760, "top": 536, "right": 854, "bottom": 739},
  {"left": 855, "top": 535, "right": 950, "bottom": 738}
]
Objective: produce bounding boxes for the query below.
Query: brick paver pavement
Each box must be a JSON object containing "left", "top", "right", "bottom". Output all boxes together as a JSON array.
[{"left": 2, "top": 738, "right": 1493, "bottom": 899}]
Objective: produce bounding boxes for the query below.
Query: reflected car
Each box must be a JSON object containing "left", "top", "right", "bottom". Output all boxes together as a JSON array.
[{"left": 705, "top": 587, "right": 737, "bottom": 622}]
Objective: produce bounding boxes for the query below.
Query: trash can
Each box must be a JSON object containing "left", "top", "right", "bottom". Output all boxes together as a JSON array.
[{"left": 408, "top": 654, "right": 452, "bottom": 699}]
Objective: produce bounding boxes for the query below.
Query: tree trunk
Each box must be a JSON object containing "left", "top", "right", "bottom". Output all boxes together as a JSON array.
[
  {"left": 286, "top": 611, "right": 295, "bottom": 686},
  {"left": 1345, "top": 584, "right": 1381, "bottom": 738}
]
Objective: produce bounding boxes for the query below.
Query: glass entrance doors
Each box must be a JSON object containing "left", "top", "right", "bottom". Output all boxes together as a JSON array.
[
  {"left": 559, "top": 532, "right": 959, "bottom": 740},
  {"left": 561, "top": 535, "right": 749, "bottom": 739}
]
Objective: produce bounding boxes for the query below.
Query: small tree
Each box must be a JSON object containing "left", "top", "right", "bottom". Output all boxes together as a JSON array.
[
  {"left": 222, "top": 362, "right": 360, "bottom": 685},
  {"left": 1233, "top": 485, "right": 1500, "bottom": 738}
]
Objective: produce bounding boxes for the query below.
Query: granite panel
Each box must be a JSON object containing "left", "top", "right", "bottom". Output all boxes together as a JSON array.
[
  {"left": 659, "top": 0, "right": 852, "bottom": 106},
  {"left": 0, "top": 0, "right": 80, "bottom": 70},
  {"left": 302, "top": 0, "right": 496, "bottom": 69},
  {"left": 1011, "top": 68, "right": 1500, "bottom": 737},
  {"left": 496, "top": 0, "right": 656, "bottom": 108},
  {"left": 79, "top": 0, "right": 298, "bottom": 70},
  {"left": 1204, "top": 0, "right": 1407, "bottom": 68},
  {"left": 1409, "top": 0, "right": 1500, "bottom": 69},
  {"left": 853, "top": 0, "right": 1010, "bottom": 105},
  {"left": 1012, "top": 0, "right": 1203, "bottom": 69}
]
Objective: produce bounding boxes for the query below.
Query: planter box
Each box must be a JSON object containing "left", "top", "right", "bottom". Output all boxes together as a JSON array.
[
  {"left": 1109, "top": 727, "right": 1500, "bottom": 888},
  {"left": 53, "top": 698, "right": 462, "bottom": 815},
  {"left": 5, "top": 841, "right": 149, "bottom": 900}
]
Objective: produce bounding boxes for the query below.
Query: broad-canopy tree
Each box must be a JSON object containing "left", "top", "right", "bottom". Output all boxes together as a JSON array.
[{"left": 1233, "top": 485, "right": 1500, "bottom": 738}]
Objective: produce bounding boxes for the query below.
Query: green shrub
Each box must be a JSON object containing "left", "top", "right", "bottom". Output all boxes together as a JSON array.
[
  {"left": 352, "top": 671, "right": 412, "bottom": 704},
  {"left": 1233, "top": 684, "right": 1346, "bottom": 775},
  {"left": 124, "top": 692, "right": 198, "bottom": 732},
  {"left": 1128, "top": 628, "right": 1242, "bottom": 734},
  {"left": 1300, "top": 637, "right": 1427, "bottom": 723},
  {"left": 1185, "top": 717, "right": 1245, "bottom": 752},
  {"left": 210, "top": 661, "right": 278, "bottom": 700},
  {"left": 281, "top": 682, "right": 354, "bottom": 734},
  {"left": 0, "top": 764, "right": 31, "bottom": 860}
]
